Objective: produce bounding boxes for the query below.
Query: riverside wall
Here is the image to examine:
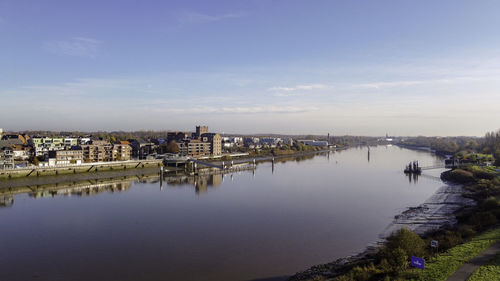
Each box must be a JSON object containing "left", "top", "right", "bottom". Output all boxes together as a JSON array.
[{"left": 0, "top": 160, "right": 163, "bottom": 180}]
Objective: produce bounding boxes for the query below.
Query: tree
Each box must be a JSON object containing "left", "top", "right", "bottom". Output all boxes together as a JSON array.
[
  {"left": 165, "top": 141, "right": 180, "bottom": 153},
  {"left": 495, "top": 149, "right": 500, "bottom": 166},
  {"left": 383, "top": 228, "right": 426, "bottom": 260}
]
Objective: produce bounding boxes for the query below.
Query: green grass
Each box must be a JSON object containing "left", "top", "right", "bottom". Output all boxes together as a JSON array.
[
  {"left": 461, "top": 153, "right": 495, "bottom": 162},
  {"left": 467, "top": 252, "right": 500, "bottom": 281},
  {"left": 407, "top": 227, "right": 500, "bottom": 281}
]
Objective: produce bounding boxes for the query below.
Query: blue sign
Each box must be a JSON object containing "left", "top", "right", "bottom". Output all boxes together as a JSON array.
[{"left": 411, "top": 256, "right": 425, "bottom": 270}]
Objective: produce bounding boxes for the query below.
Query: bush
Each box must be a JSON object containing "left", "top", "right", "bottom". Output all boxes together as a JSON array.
[
  {"left": 445, "top": 169, "right": 475, "bottom": 183},
  {"left": 482, "top": 197, "right": 500, "bottom": 211},
  {"left": 387, "top": 247, "right": 408, "bottom": 274},
  {"left": 470, "top": 166, "right": 496, "bottom": 180},
  {"left": 384, "top": 228, "right": 426, "bottom": 258},
  {"left": 457, "top": 225, "right": 477, "bottom": 239}
]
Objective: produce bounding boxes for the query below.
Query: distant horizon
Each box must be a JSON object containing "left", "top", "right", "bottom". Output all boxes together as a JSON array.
[
  {"left": 0, "top": 126, "right": 489, "bottom": 138},
  {"left": 2, "top": 1, "right": 500, "bottom": 136}
]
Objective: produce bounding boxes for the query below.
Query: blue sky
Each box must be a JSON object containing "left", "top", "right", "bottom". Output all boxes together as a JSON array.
[{"left": 1, "top": 0, "right": 500, "bottom": 136}]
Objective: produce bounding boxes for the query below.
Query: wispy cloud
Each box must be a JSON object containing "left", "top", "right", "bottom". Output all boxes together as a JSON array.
[
  {"left": 164, "top": 105, "right": 319, "bottom": 115},
  {"left": 175, "top": 11, "right": 244, "bottom": 25},
  {"left": 355, "top": 80, "right": 424, "bottom": 89},
  {"left": 268, "top": 84, "right": 326, "bottom": 92},
  {"left": 353, "top": 75, "right": 500, "bottom": 89},
  {"left": 43, "top": 37, "right": 102, "bottom": 58}
]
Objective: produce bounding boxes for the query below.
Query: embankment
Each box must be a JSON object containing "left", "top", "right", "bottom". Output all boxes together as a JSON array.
[{"left": 0, "top": 160, "right": 162, "bottom": 180}]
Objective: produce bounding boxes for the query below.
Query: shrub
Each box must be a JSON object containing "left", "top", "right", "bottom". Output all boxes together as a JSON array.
[
  {"left": 384, "top": 228, "right": 426, "bottom": 258},
  {"left": 387, "top": 247, "right": 408, "bottom": 274},
  {"left": 448, "top": 169, "right": 475, "bottom": 183}
]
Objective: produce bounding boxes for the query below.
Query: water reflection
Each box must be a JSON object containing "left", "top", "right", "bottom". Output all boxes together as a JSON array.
[
  {"left": 406, "top": 172, "right": 419, "bottom": 184},
  {"left": 164, "top": 172, "right": 223, "bottom": 194},
  {"left": 0, "top": 175, "right": 158, "bottom": 208},
  {"left": 0, "top": 170, "right": 249, "bottom": 208}
]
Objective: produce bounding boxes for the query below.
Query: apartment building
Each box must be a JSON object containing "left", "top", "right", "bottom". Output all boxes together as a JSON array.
[
  {"left": 81, "top": 141, "right": 113, "bottom": 162},
  {"left": 201, "top": 133, "right": 222, "bottom": 156},
  {"left": 112, "top": 144, "right": 132, "bottom": 161},
  {"left": 48, "top": 147, "right": 84, "bottom": 165},
  {"left": 178, "top": 140, "right": 211, "bottom": 158}
]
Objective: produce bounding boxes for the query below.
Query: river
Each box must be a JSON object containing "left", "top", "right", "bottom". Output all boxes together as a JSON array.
[{"left": 0, "top": 145, "right": 448, "bottom": 281}]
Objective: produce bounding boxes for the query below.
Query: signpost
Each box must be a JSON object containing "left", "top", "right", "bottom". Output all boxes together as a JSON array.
[
  {"left": 431, "top": 240, "right": 438, "bottom": 248},
  {"left": 410, "top": 256, "right": 425, "bottom": 270},
  {"left": 431, "top": 240, "right": 439, "bottom": 254}
]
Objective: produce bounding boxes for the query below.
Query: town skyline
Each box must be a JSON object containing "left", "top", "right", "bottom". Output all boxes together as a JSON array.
[{"left": 2, "top": 0, "right": 500, "bottom": 136}]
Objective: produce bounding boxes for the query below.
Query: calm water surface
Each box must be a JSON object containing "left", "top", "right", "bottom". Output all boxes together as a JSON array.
[{"left": 0, "top": 146, "right": 446, "bottom": 281}]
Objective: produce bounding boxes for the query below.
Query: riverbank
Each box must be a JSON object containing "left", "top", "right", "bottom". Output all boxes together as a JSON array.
[
  {"left": 0, "top": 159, "right": 162, "bottom": 180},
  {"left": 382, "top": 184, "right": 476, "bottom": 236},
  {"left": 288, "top": 164, "right": 500, "bottom": 281},
  {"left": 395, "top": 143, "right": 453, "bottom": 157},
  {"left": 288, "top": 178, "right": 473, "bottom": 281}
]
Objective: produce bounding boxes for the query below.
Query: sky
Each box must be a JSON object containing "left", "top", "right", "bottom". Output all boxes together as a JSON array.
[{"left": 1, "top": 0, "right": 500, "bottom": 136}]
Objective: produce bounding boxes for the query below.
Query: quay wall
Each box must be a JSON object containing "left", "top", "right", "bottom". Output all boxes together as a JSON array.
[{"left": 0, "top": 160, "right": 163, "bottom": 180}]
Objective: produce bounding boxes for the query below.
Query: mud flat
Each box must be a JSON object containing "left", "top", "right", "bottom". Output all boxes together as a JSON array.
[{"left": 382, "top": 184, "right": 476, "bottom": 237}]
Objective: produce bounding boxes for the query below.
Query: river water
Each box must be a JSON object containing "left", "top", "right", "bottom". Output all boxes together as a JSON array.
[{"left": 0, "top": 146, "right": 447, "bottom": 281}]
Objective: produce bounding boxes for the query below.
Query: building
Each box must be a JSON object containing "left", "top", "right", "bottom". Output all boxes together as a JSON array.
[
  {"left": 0, "top": 139, "right": 29, "bottom": 160},
  {"left": 179, "top": 140, "right": 211, "bottom": 158},
  {"left": 79, "top": 137, "right": 92, "bottom": 145},
  {"left": 29, "top": 137, "right": 65, "bottom": 156},
  {"left": 1, "top": 134, "right": 30, "bottom": 145},
  {"left": 244, "top": 137, "right": 260, "bottom": 147},
  {"left": 64, "top": 138, "right": 78, "bottom": 146},
  {"left": 282, "top": 137, "right": 294, "bottom": 146},
  {"left": 260, "top": 137, "right": 282, "bottom": 148},
  {"left": 195, "top": 126, "right": 209, "bottom": 138},
  {"left": 0, "top": 146, "right": 14, "bottom": 169},
  {"left": 112, "top": 143, "right": 132, "bottom": 161},
  {"left": 298, "top": 140, "right": 329, "bottom": 146},
  {"left": 167, "top": 132, "right": 190, "bottom": 143},
  {"left": 48, "top": 146, "right": 83, "bottom": 166},
  {"left": 81, "top": 141, "right": 113, "bottom": 162},
  {"left": 222, "top": 137, "right": 244, "bottom": 148},
  {"left": 201, "top": 133, "right": 222, "bottom": 156},
  {"left": 130, "top": 139, "right": 156, "bottom": 159}
]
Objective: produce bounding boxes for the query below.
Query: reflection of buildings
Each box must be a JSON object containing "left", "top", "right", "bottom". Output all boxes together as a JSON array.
[
  {"left": 41, "top": 182, "right": 132, "bottom": 197},
  {"left": 0, "top": 175, "right": 157, "bottom": 207},
  {"left": 0, "top": 194, "right": 14, "bottom": 207},
  {"left": 164, "top": 173, "right": 223, "bottom": 194}
]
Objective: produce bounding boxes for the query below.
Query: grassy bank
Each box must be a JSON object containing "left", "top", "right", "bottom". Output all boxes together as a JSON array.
[{"left": 407, "top": 227, "right": 500, "bottom": 280}]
